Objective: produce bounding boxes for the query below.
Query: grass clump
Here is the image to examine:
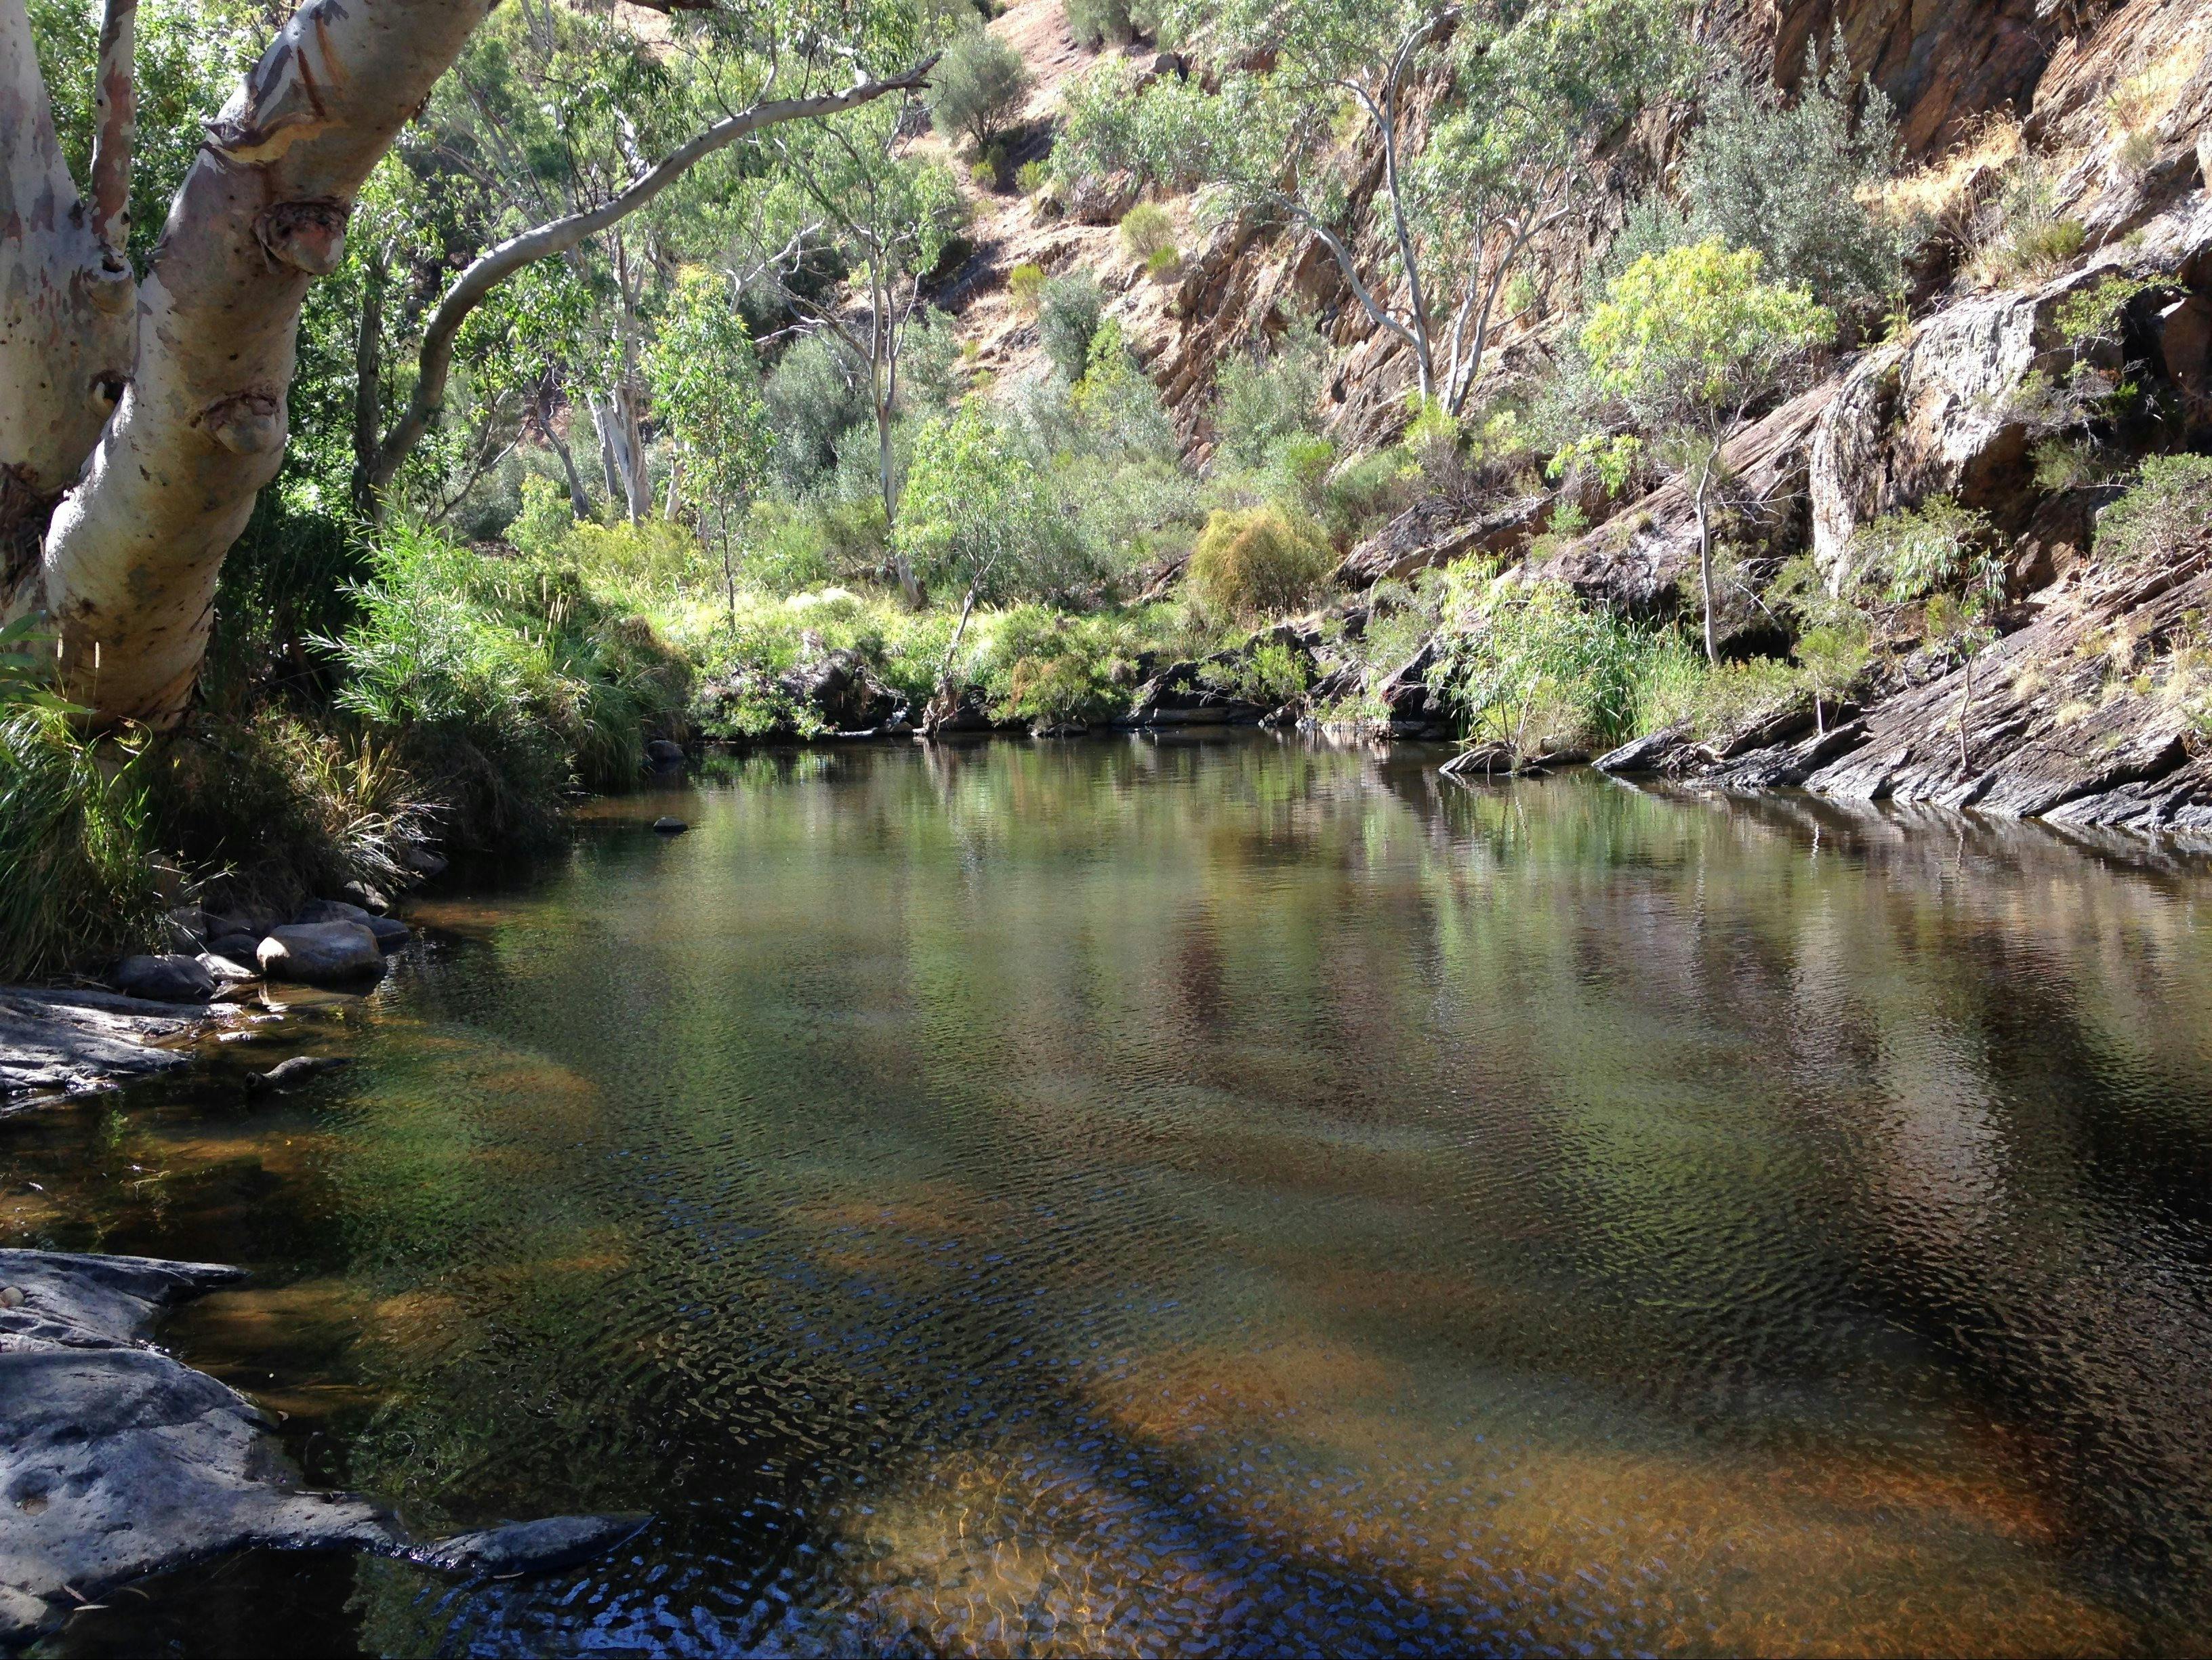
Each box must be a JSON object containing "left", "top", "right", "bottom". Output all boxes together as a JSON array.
[
  {"left": 1007, "top": 261, "right": 1046, "bottom": 311},
  {"left": 1187, "top": 505, "right": 1334, "bottom": 620},
  {"left": 1118, "top": 201, "right": 1174, "bottom": 260},
  {"left": 0, "top": 709, "right": 167, "bottom": 981}
]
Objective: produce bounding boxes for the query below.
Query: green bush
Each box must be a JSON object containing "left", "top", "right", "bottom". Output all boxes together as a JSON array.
[
  {"left": 0, "top": 710, "right": 165, "bottom": 980},
  {"left": 1038, "top": 270, "right": 1106, "bottom": 382},
  {"left": 1430, "top": 575, "right": 1651, "bottom": 754},
  {"left": 765, "top": 333, "right": 871, "bottom": 496},
  {"left": 325, "top": 526, "right": 691, "bottom": 846},
  {"left": 1118, "top": 201, "right": 1174, "bottom": 260},
  {"left": 1210, "top": 315, "right": 1330, "bottom": 472},
  {"left": 1186, "top": 504, "right": 1334, "bottom": 620},
  {"left": 928, "top": 25, "right": 1031, "bottom": 153},
  {"left": 1067, "top": 0, "right": 1133, "bottom": 48},
  {"left": 146, "top": 710, "right": 430, "bottom": 918},
  {"left": 1016, "top": 159, "right": 1050, "bottom": 195},
  {"left": 1143, "top": 244, "right": 1181, "bottom": 280},
  {"left": 2096, "top": 453, "right": 2212, "bottom": 567},
  {"left": 1849, "top": 497, "right": 2003, "bottom": 603}
]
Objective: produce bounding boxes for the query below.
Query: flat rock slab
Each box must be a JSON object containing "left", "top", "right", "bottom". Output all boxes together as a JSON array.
[
  {"left": 0, "top": 1251, "right": 654, "bottom": 1648},
  {"left": 0, "top": 1251, "right": 392, "bottom": 1645},
  {"left": 0, "top": 990, "right": 208, "bottom": 1106}
]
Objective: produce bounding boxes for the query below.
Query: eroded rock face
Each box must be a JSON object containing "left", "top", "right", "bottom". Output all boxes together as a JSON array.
[
  {"left": 1338, "top": 493, "right": 1553, "bottom": 589},
  {"left": 0, "top": 990, "right": 203, "bottom": 1104}
]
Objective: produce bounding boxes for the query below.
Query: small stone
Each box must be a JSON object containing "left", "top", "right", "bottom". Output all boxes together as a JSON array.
[
  {"left": 0, "top": 1286, "right": 24, "bottom": 1309},
  {"left": 652, "top": 817, "right": 688, "bottom": 834},
  {"left": 243, "top": 1055, "right": 348, "bottom": 1093}
]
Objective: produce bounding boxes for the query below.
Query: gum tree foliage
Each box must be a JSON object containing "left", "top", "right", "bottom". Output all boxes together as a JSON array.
[
  {"left": 896, "top": 401, "right": 1076, "bottom": 676},
  {"left": 1078, "top": 0, "right": 1687, "bottom": 411},
  {"left": 1038, "top": 272, "right": 1108, "bottom": 383},
  {"left": 0, "top": 0, "right": 941, "bottom": 726},
  {"left": 739, "top": 98, "right": 968, "bottom": 599},
  {"left": 1602, "top": 43, "right": 1905, "bottom": 319},
  {"left": 644, "top": 270, "right": 773, "bottom": 630},
  {"left": 1578, "top": 240, "right": 1831, "bottom": 662}
]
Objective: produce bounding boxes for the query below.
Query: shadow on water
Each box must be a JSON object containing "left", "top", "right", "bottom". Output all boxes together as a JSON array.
[{"left": 9, "top": 737, "right": 2212, "bottom": 1657}]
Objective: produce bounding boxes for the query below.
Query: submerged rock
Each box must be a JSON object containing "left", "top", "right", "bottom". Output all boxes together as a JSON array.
[
  {"left": 242, "top": 1055, "right": 349, "bottom": 1093},
  {"left": 257, "top": 923, "right": 386, "bottom": 986},
  {"left": 651, "top": 816, "right": 689, "bottom": 834},
  {"left": 405, "top": 1514, "right": 650, "bottom": 1581}
]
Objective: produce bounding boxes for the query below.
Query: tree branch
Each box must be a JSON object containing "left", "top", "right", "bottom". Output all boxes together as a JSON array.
[
  {"left": 365, "top": 57, "right": 936, "bottom": 506},
  {"left": 88, "top": 0, "right": 136, "bottom": 258}
]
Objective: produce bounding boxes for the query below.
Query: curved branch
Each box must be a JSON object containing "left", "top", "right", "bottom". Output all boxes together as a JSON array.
[{"left": 364, "top": 58, "right": 935, "bottom": 506}]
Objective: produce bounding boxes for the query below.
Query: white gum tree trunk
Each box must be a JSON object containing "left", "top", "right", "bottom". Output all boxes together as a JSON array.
[{"left": 1, "top": 0, "right": 494, "bottom": 728}]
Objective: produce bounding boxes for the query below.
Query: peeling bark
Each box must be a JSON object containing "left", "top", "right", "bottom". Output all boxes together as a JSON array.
[{"left": 9, "top": 0, "right": 497, "bottom": 727}]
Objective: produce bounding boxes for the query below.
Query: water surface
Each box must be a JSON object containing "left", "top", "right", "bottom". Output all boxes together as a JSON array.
[{"left": 8, "top": 737, "right": 2212, "bottom": 1657}]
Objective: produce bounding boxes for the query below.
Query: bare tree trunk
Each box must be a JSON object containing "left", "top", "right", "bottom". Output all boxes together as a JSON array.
[
  {"left": 535, "top": 394, "right": 592, "bottom": 519},
  {"left": 1694, "top": 464, "right": 1718, "bottom": 665},
  {"left": 349, "top": 252, "right": 386, "bottom": 519},
  {"left": 7, "top": 0, "right": 496, "bottom": 726},
  {"left": 663, "top": 447, "right": 682, "bottom": 520},
  {"left": 588, "top": 392, "right": 624, "bottom": 502}
]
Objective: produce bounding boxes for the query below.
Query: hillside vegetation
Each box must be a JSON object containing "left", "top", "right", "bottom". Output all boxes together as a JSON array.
[{"left": 5, "top": 0, "right": 2212, "bottom": 977}]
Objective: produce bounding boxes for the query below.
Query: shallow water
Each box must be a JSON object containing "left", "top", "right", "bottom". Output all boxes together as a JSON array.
[{"left": 9, "top": 736, "right": 2212, "bottom": 1657}]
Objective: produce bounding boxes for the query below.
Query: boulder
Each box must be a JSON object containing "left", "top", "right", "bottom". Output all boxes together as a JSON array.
[
  {"left": 110, "top": 954, "right": 217, "bottom": 1004},
  {"left": 0, "top": 1249, "right": 651, "bottom": 1646},
  {"left": 0, "top": 990, "right": 202, "bottom": 1101},
  {"left": 781, "top": 647, "right": 904, "bottom": 733},
  {"left": 295, "top": 899, "right": 409, "bottom": 952},
  {"left": 652, "top": 816, "right": 689, "bottom": 834},
  {"left": 1067, "top": 169, "right": 1140, "bottom": 226},
  {"left": 195, "top": 952, "right": 260, "bottom": 986},
  {"left": 338, "top": 880, "right": 390, "bottom": 915},
  {"left": 257, "top": 923, "right": 386, "bottom": 986},
  {"left": 205, "top": 931, "right": 264, "bottom": 963},
  {"left": 398, "top": 845, "right": 448, "bottom": 878},
  {"left": 645, "top": 737, "right": 687, "bottom": 769},
  {"left": 1121, "top": 661, "right": 1265, "bottom": 727}
]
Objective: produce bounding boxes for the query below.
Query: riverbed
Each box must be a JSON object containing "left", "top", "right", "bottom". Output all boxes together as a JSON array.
[{"left": 7, "top": 737, "right": 2211, "bottom": 1656}]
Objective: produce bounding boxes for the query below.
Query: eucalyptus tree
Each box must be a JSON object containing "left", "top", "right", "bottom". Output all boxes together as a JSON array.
[
  {"left": 1092, "top": 0, "right": 1685, "bottom": 412},
  {"left": 737, "top": 104, "right": 966, "bottom": 601},
  {"left": 0, "top": 0, "right": 939, "bottom": 727}
]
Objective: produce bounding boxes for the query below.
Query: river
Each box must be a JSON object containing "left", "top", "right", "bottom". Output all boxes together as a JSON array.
[{"left": 7, "top": 736, "right": 2211, "bottom": 1656}]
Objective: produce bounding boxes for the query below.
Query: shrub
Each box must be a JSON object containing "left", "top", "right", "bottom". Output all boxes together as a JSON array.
[
  {"left": 1118, "top": 201, "right": 1174, "bottom": 260},
  {"left": 972, "top": 157, "right": 1002, "bottom": 190},
  {"left": 0, "top": 710, "right": 165, "bottom": 980},
  {"left": 1430, "top": 575, "right": 1652, "bottom": 754},
  {"left": 1187, "top": 504, "right": 1334, "bottom": 619},
  {"left": 1143, "top": 244, "right": 1181, "bottom": 280},
  {"left": 1067, "top": 0, "right": 1133, "bottom": 49},
  {"left": 928, "top": 25, "right": 1031, "bottom": 153},
  {"left": 1849, "top": 497, "right": 2003, "bottom": 603},
  {"left": 1210, "top": 315, "right": 1330, "bottom": 472},
  {"left": 2096, "top": 454, "right": 2212, "bottom": 567},
  {"left": 1038, "top": 270, "right": 1106, "bottom": 382},
  {"left": 1006, "top": 261, "right": 1046, "bottom": 310},
  {"left": 325, "top": 527, "right": 691, "bottom": 846},
  {"left": 1016, "top": 159, "right": 1050, "bottom": 195},
  {"left": 765, "top": 333, "right": 869, "bottom": 495},
  {"left": 1969, "top": 155, "right": 2087, "bottom": 287}
]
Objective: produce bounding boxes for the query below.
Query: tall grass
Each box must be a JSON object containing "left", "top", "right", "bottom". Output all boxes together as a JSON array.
[{"left": 0, "top": 710, "right": 166, "bottom": 980}]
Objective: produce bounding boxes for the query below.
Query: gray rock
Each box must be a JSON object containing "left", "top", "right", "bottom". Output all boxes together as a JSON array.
[
  {"left": 110, "top": 954, "right": 216, "bottom": 1004},
  {"left": 294, "top": 900, "right": 407, "bottom": 952},
  {"left": 257, "top": 923, "right": 386, "bottom": 986},
  {"left": 399, "top": 845, "right": 448, "bottom": 878},
  {"left": 645, "top": 738, "right": 686, "bottom": 769},
  {"left": 0, "top": 1251, "right": 394, "bottom": 1646},
  {"left": 0, "top": 990, "right": 202, "bottom": 1102},
  {"left": 1593, "top": 724, "right": 1694, "bottom": 776},
  {"left": 338, "top": 880, "right": 390, "bottom": 916},
  {"left": 196, "top": 952, "right": 260, "bottom": 985},
  {"left": 652, "top": 816, "right": 689, "bottom": 834},
  {"left": 204, "top": 931, "right": 264, "bottom": 963},
  {"left": 0, "top": 1250, "right": 652, "bottom": 1646}
]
